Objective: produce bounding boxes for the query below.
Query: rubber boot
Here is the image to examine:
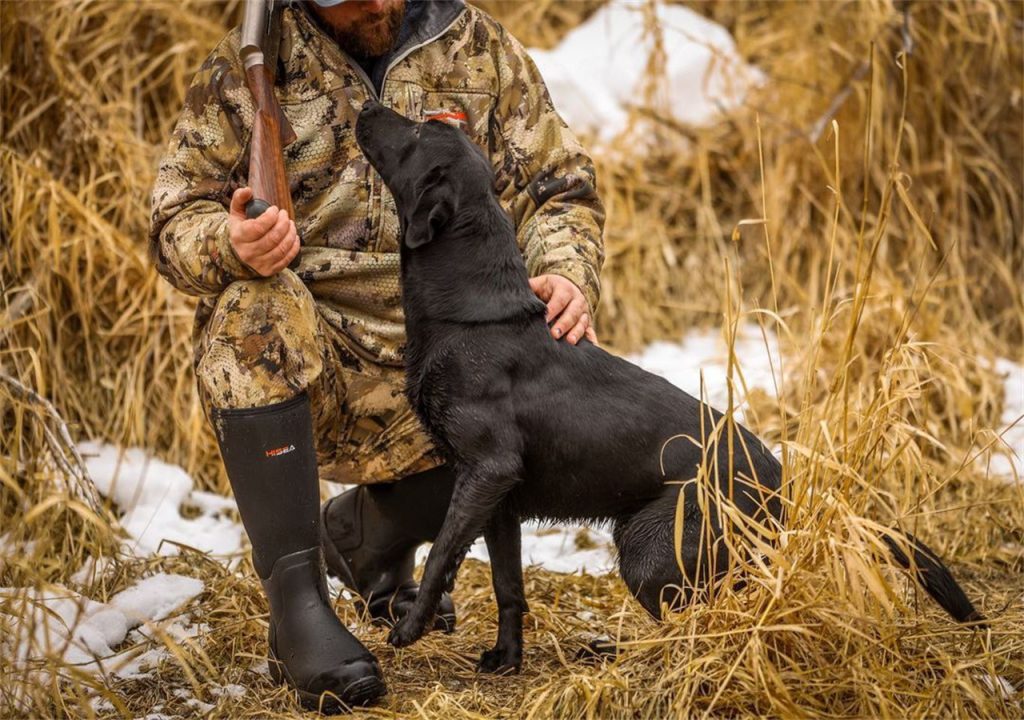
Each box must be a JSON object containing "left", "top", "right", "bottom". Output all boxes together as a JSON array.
[
  {"left": 320, "top": 465, "right": 456, "bottom": 632},
  {"left": 212, "top": 394, "right": 386, "bottom": 713}
]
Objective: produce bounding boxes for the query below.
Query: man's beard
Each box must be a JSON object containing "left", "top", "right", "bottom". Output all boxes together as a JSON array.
[{"left": 330, "top": 3, "right": 405, "bottom": 58}]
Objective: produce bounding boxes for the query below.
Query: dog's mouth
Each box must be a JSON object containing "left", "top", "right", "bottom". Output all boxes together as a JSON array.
[{"left": 356, "top": 99, "right": 420, "bottom": 177}]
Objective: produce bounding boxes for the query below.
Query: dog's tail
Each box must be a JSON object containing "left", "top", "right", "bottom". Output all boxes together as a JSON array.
[{"left": 880, "top": 529, "right": 986, "bottom": 625}]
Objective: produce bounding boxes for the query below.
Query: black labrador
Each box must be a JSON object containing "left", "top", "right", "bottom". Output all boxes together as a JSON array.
[{"left": 354, "top": 100, "right": 983, "bottom": 673}]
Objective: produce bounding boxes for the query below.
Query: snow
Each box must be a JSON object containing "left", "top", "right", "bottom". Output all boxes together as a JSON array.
[
  {"left": 70, "top": 556, "right": 114, "bottom": 586},
  {"left": 629, "top": 323, "right": 781, "bottom": 420},
  {"left": 211, "top": 683, "right": 247, "bottom": 698},
  {"left": 990, "top": 357, "right": 1023, "bottom": 480},
  {"left": 110, "top": 574, "right": 205, "bottom": 624},
  {"left": 978, "top": 673, "right": 1017, "bottom": 699},
  {"left": 77, "top": 441, "right": 243, "bottom": 559},
  {"left": 529, "top": 0, "right": 763, "bottom": 142},
  {"left": 421, "top": 525, "right": 619, "bottom": 576},
  {"left": 1, "top": 574, "right": 204, "bottom": 679}
]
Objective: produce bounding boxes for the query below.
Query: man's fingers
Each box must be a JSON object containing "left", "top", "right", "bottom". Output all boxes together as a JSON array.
[
  {"left": 545, "top": 286, "right": 575, "bottom": 326},
  {"left": 565, "top": 312, "right": 589, "bottom": 345},
  {"left": 279, "top": 226, "right": 299, "bottom": 263},
  {"left": 528, "top": 275, "right": 553, "bottom": 301},
  {"left": 268, "top": 226, "right": 298, "bottom": 267},
  {"left": 267, "top": 233, "right": 300, "bottom": 274},
  {"left": 249, "top": 212, "right": 291, "bottom": 255},
  {"left": 551, "top": 295, "right": 586, "bottom": 339},
  {"left": 565, "top": 313, "right": 592, "bottom": 345},
  {"left": 229, "top": 187, "right": 254, "bottom": 217},
  {"left": 239, "top": 205, "right": 281, "bottom": 243},
  {"left": 285, "top": 231, "right": 301, "bottom": 262},
  {"left": 584, "top": 325, "right": 599, "bottom": 345}
]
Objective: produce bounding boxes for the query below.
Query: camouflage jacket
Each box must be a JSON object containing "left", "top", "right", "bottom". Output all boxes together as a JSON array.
[{"left": 150, "top": 1, "right": 605, "bottom": 369}]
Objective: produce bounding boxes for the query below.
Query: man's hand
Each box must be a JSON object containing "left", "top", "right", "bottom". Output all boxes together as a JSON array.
[
  {"left": 529, "top": 274, "right": 597, "bottom": 345},
  {"left": 228, "top": 187, "right": 300, "bottom": 276}
]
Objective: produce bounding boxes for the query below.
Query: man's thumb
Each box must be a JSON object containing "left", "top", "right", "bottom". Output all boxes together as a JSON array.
[{"left": 229, "top": 187, "right": 254, "bottom": 216}]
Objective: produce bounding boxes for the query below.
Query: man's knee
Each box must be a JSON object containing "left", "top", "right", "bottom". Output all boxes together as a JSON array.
[{"left": 196, "top": 272, "right": 324, "bottom": 410}]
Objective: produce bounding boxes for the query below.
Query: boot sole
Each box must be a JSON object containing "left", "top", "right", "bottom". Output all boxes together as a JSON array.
[
  {"left": 295, "top": 676, "right": 387, "bottom": 714},
  {"left": 269, "top": 651, "right": 387, "bottom": 714}
]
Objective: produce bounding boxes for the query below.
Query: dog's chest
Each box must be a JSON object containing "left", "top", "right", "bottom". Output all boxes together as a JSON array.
[
  {"left": 405, "top": 349, "right": 457, "bottom": 421},
  {"left": 405, "top": 341, "right": 498, "bottom": 428}
]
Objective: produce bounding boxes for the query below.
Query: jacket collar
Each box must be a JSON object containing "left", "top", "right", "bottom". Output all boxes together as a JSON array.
[{"left": 290, "top": 1, "right": 465, "bottom": 97}]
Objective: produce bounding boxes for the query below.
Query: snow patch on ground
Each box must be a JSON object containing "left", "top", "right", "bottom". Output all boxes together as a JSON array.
[
  {"left": 529, "top": 0, "right": 763, "bottom": 143},
  {"left": 77, "top": 441, "right": 243, "bottom": 558},
  {"left": 629, "top": 323, "right": 781, "bottom": 420},
  {"left": 1, "top": 574, "right": 204, "bottom": 679},
  {"left": 990, "top": 357, "right": 1023, "bottom": 480},
  {"left": 418, "top": 525, "right": 618, "bottom": 576},
  {"left": 978, "top": 673, "right": 1018, "bottom": 700}
]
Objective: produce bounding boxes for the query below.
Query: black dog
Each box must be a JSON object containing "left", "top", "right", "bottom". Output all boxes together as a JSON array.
[{"left": 354, "top": 100, "right": 982, "bottom": 673}]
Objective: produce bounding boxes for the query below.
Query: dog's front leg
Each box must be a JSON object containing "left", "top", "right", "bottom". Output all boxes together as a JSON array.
[
  {"left": 388, "top": 464, "right": 521, "bottom": 648},
  {"left": 477, "top": 503, "right": 526, "bottom": 674}
]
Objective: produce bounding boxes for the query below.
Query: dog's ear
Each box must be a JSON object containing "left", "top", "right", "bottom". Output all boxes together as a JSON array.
[{"left": 404, "top": 166, "right": 457, "bottom": 249}]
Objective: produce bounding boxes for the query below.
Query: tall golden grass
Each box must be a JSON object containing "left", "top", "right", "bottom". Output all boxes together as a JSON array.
[{"left": 2, "top": 1, "right": 1022, "bottom": 717}]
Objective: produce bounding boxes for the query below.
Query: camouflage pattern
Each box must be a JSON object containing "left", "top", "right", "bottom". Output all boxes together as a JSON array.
[
  {"left": 196, "top": 272, "right": 441, "bottom": 485},
  {"left": 151, "top": 2, "right": 605, "bottom": 485}
]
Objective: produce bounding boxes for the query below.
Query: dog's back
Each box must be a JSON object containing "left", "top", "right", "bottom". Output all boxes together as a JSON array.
[{"left": 452, "top": 317, "right": 783, "bottom": 525}]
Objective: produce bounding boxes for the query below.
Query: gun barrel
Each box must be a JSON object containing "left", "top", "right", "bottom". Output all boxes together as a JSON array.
[{"left": 240, "top": 0, "right": 271, "bottom": 70}]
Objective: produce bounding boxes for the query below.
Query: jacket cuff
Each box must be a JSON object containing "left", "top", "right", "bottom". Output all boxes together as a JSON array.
[{"left": 208, "top": 215, "right": 257, "bottom": 282}]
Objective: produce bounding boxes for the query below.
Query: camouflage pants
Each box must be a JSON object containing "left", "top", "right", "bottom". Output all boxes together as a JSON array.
[{"left": 194, "top": 271, "right": 442, "bottom": 485}]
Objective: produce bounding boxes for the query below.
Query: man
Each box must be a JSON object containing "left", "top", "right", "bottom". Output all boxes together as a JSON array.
[{"left": 150, "top": 0, "right": 604, "bottom": 711}]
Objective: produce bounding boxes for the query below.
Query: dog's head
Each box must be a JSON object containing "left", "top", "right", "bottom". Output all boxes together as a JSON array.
[{"left": 355, "top": 100, "right": 493, "bottom": 250}]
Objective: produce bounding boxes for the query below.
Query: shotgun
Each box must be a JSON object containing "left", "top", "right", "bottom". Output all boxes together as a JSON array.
[{"left": 239, "top": 0, "right": 299, "bottom": 264}]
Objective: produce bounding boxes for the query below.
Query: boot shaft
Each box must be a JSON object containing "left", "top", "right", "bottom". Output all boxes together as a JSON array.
[{"left": 212, "top": 394, "right": 320, "bottom": 578}]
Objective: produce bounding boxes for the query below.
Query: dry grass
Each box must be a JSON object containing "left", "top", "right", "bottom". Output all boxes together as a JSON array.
[{"left": 2, "top": 1, "right": 1022, "bottom": 718}]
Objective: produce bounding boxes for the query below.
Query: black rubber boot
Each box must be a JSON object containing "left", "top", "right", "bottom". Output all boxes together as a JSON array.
[
  {"left": 212, "top": 394, "right": 386, "bottom": 713},
  {"left": 320, "top": 465, "right": 456, "bottom": 632}
]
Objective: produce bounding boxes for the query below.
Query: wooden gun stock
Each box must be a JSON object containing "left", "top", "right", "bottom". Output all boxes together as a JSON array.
[{"left": 244, "top": 64, "right": 296, "bottom": 220}]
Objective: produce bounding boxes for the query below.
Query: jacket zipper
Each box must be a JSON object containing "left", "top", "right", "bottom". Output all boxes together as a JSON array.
[
  {"left": 331, "top": 7, "right": 467, "bottom": 101},
  {"left": 359, "top": 7, "right": 467, "bottom": 252}
]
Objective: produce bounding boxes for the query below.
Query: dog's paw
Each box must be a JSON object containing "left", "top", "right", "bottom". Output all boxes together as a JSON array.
[
  {"left": 476, "top": 645, "right": 521, "bottom": 675},
  {"left": 387, "top": 616, "right": 425, "bottom": 648}
]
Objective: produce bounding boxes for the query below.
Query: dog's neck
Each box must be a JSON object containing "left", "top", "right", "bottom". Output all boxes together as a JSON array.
[{"left": 400, "top": 200, "right": 546, "bottom": 329}]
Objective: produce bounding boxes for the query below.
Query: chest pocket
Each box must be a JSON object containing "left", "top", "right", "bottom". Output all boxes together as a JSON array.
[
  {"left": 419, "top": 89, "right": 495, "bottom": 155},
  {"left": 281, "top": 88, "right": 374, "bottom": 252}
]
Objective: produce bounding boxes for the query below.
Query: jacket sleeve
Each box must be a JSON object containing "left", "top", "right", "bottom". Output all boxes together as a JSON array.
[
  {"left": 149, "top": 33, "right": 256, "bottom": 296},
  {"left": 489, "top": 24, "right": 606, "bottom": 315}
]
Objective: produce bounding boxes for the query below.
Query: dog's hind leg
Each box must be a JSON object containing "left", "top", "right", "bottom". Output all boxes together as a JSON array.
[
  {"left": 614, "top": 500, "right": 688, "bottom": 619},
  {"left": 387, "top": 460, "right": 522, "bottom": 648},
  {"left": 614, "top": 484, "right": 729, "bottom": 618},
  {"left": 477, "top": 504, "right": 527, "bottom": 674}
]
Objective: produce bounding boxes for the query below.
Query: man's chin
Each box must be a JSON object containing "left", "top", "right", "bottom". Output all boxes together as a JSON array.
[{"left": 332, "top": 4, "right": 404, "bottom": 58}]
